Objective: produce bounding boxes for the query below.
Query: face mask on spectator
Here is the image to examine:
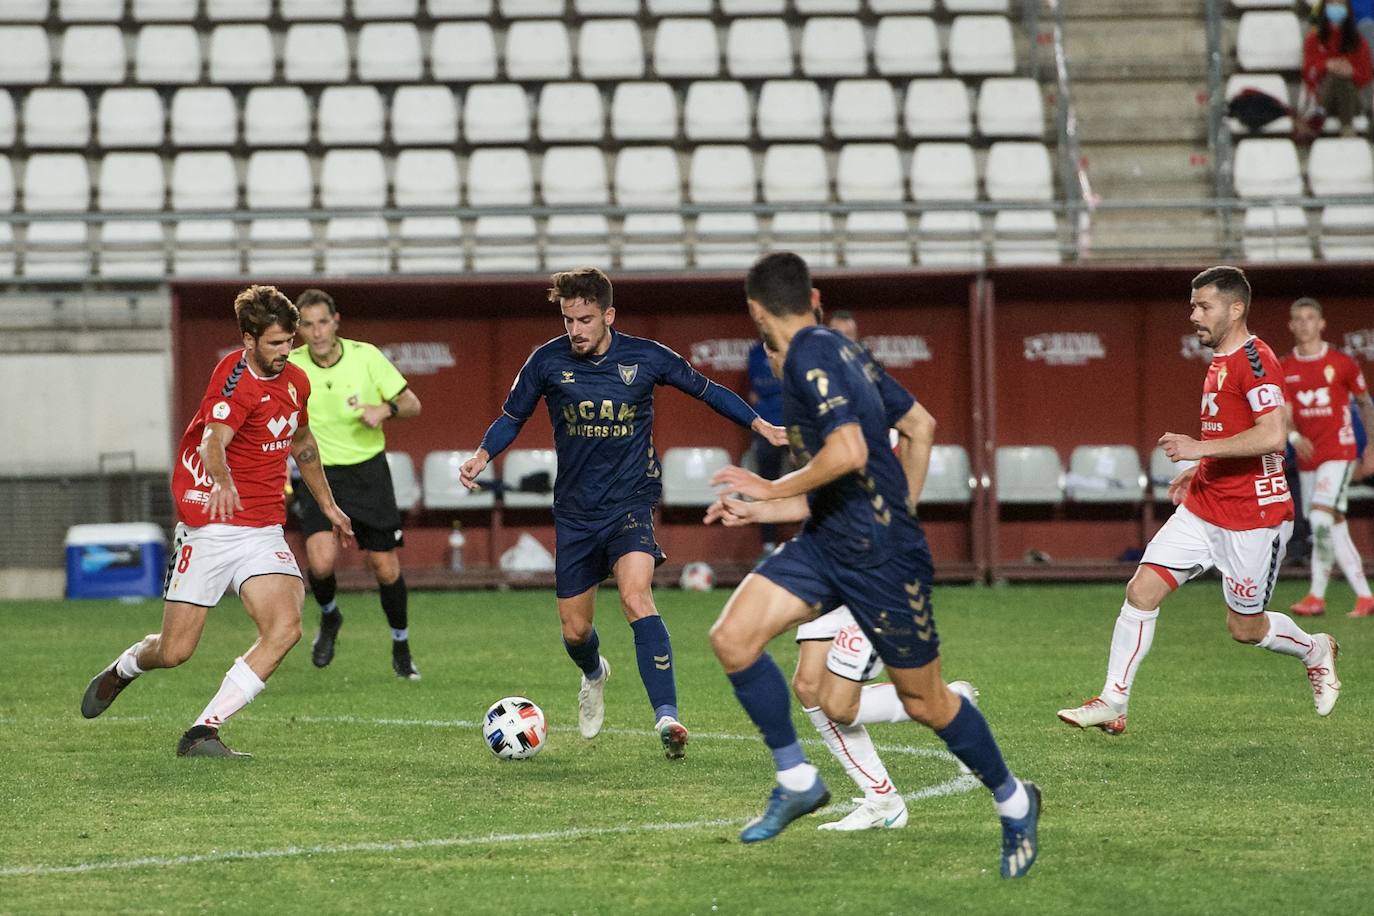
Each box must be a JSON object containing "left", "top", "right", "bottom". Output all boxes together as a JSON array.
[{"left": 1325, "top": 3, "right": 1348, "bottom": 25}]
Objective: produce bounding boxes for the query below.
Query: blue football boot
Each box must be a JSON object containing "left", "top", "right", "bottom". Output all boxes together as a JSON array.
[
  {"left": 999, "top": 781, "right": 1042, "bottom": 878},
  {"left": 740, "top": 777, "right": 831, "bottom": 844}
]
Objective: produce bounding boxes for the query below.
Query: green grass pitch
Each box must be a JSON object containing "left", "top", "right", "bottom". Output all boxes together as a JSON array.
[{"left": 0, "top": 580, "right": 1368, "bottom": 914}]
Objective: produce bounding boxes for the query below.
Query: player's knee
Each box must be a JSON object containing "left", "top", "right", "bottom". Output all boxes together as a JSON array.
[
  {"left": 708, "top": 620, "right": 753, "bottom": 669},
  {"left": 265, "top": 616, "right": 302, "bottom": 650},
  {"left": 561, "top": 618, "right": 594, "bottom": 644},
  {"left": 819, "top": 693, "right": 859, "bottom": 727},
  {"left": 160, "top": 639, "right": 195, "bottom": 668},
  {"left": 791, "top": 670, "right": 820, "bottom": 708},
  {"left": 1125, "top": 573, "right": 1164, "bottom": 612},
  {"left": 619, "top": 590, "right": 656, "bottom": 622}
]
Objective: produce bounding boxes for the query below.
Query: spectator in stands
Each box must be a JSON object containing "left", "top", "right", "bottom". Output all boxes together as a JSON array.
[
  {"left": 745, "top": 340, "right": 787, "bottom": 557},
  {"left": 1302, "top": 0, "right": 1373, "bottom": 137},
  {"left": 1319, "top": 0, "right": 1374, "bottom": 52}
]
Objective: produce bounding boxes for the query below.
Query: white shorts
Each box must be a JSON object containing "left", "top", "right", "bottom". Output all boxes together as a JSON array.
[
  {"left": 162, "top": 522, "right": 302, "bottom": 607},
  {"left": 795, "top": 606, "right": 884, "bottom": 683},
  {"left": 1141, "top": 504, "right": 1291, "bottom": 615},
  {"left": 1299, "top": 460, "right": 1355, "bottom": 516}
]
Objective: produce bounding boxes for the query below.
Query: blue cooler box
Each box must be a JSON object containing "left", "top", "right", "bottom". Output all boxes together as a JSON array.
[{"left": 65, "top": 523, "right": 168, "bottom": 599}]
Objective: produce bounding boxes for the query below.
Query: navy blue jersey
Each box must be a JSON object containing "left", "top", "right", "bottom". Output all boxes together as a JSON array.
[
  {"left": 747, "top": 341, "right": 783, "bottom": 425},
  {"left": 783, "top": 324, "right": 922, "bottom": 567},
  {"left": 485, "top": 329, "right": 758, "bottom": 520}
]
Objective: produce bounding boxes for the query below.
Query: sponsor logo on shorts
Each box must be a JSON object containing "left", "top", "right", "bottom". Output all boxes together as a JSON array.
[{"left": 1225, "top": 575, "right": 1258, "bottom": 600}]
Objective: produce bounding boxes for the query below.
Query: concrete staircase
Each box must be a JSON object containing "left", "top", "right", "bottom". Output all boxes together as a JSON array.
[{"left": 1052, "top": 0, "right": 1226, "bottom": 259}]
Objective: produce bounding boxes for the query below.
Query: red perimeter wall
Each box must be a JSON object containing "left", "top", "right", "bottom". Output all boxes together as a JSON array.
[{"left": 170, "top": 265, "right": 1374, "bottom": 579}]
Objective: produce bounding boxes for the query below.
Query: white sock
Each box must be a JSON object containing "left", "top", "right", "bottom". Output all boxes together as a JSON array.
[
  {"left": 776, "top": 761, "right": 820, "bottom": 793},
  {"left": 115, "top": 640, "right": 145, "bottom": 679},
  {"left": 994, "top": 779, "right": 1031, "bottom": 820},
  {"left": 392, "top": 628, "right": 409, "bottom": 642},
  {"left": 804, "top": 707, "right": 896, "bottom": 799},
  {"left": 193, "top": 657, "right": 266, "bottom": 730},
  {"left": 1331, "top": 521, "right": 1372, "bottom": 598},
  {"left": 853, "top": 683, "right": 911, "bottom": 725},
  {"left": 1257, "top": 612, "right": 1322, "bottom": 664},
  {"left": 1100, "top": 601, "right": 1158, "bottom": 708},
  {"left": 1309, "top": 513, "right": 1334, "bottom": 598}
]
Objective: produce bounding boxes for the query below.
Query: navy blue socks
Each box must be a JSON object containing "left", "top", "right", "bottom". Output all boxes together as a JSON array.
[
  {"left": 563, "top": 627, "right": 603, "bottom": 678},
  {"left": 631, "top": 615, "right": 677, "bottom": 721}
]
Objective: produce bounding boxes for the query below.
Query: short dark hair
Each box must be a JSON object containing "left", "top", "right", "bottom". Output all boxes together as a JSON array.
[
  {"left": 1191, "top": 265, "right": 1251, "bottom": 315},
  {"left": 746, "top": 252, "right": 812, "bottom": 317},
  {"left": 296, "top": 288, "right": 336, "bottom": 314},
  {"left": 1290, "top": 296, "right": 1323, "bottom": 317},
  {"left": 548, "top": 267, "right": 613, "bottom": 311},
  {"left": 234, "top": 285, "right": 298, "bottom": 337},
  {"left": 829, "top": 309, "right": 855, "bottom": 322}
]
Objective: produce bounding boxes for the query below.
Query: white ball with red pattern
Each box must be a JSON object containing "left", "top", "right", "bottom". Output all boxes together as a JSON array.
[{"left": 482, "top": 697, "right": 548, "bottom": 760}]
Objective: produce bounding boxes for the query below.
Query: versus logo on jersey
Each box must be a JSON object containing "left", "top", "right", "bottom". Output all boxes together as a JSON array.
[
  {"left": 1295, "top": 387, "right": 1332, "bottom": 408},
  {"left": 1023, "top": 333, "right": 1105, "bottom": 366},
  {"left": 266, "top": 411, "right": 299, "bottom": 439}
]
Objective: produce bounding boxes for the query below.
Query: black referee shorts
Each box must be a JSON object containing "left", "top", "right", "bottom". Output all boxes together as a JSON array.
[{"left": 294, "top": 451, "right": 404, "bottom": 552}]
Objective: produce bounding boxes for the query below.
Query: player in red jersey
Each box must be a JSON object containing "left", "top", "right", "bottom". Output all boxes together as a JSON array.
[
  {"left": 1059, "top": 267, "right": 1341, "bottom": 734},
  {"left": 80, "top": 285, "right": 353, "bottom": 758},
  {"left": 1281, "top": 297, "right": 1374, "bottom": 619}
]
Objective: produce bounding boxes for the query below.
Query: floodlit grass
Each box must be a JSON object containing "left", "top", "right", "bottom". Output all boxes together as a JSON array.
[{"left": 0, "top": 580, "right": 1369, "bottom": 914}]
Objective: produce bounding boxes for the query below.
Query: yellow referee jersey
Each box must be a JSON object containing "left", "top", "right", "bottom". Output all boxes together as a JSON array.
[{"left": 287, "top": 338, "right": 409, "bottom": 467}]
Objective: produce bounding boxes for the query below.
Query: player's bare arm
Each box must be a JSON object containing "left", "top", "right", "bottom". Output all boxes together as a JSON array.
[
  {"left": 199, "top": 422, "right": 242, "bottom": 521},
  {"left": 359, "top": 387, "right": 422, "bottom": 430},
  {"left": 292, "top": 424, "right": 355, "bottom": 546},
  {"left": 704, "top": 492, "right": 810, "bottom": 527},
  {"left": 1281, "top": 404, "right": 1316, "bottom": 462},
  {"left": 713, "top": 423, "right": 867, "bottom": 501},
  {"left": 893, "top": 402, "right": 937, "bottom": 511},
  {"left": 1160, "top": 408, "right": 1286, "bottom": 462}
]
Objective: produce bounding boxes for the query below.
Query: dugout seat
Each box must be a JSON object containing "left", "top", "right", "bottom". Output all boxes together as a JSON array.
[
  {"left": 396, "top": 215, "right": 464, "bottom": 273},
  {"left": 506, "top": 20, "right": 573, "bottom": 81},
  {"left": 771, "top": 211, "right": 838, "bottom": 267},
  {"left": 464, "top": 84, "right": 532, "bottom": 145},
  {"left": 977, "top": 78, "right": 1044, "bottom": 138},
  {"left": 831, "top": 79, "right": 899, "bottom": 139},
  {"left": 208, "top": 24, "right": 273, "bottom": 84},
  {"left": 394, "top": 149, "right": 461, "bottom": 207},
  {"left": 1236, "top": 11, "right": 1303, "bottom": 71},
  {"left": 135, "top": 25, "right": 201, "bottom": 84},
  {"left": 653, "top": 18, "right": 721, "bottom": 78},
  {"left": 283, "top": 24, "right": 350, "bottom": 83},
  {"left": 579, "top": 19, "right": 645, "bottom": 79},
  {"left": 662, "top": 447, "right": 730, "bottom": 506},
  {"left": 501, "top": 449, "right": 558, "bottom": 508},
  {"left": 318, "top": 86, "right": 386, "bottom": 146},
  {"left": 905, "top": 79, "right": 973, "bottom": 138},
  {"left": 921, "top": 445, "right": 974, "bottom": 504},
  {"left": 97, "top": 89, "right": 164, "bottom": 148},
  {"left": 796, "top": 0, "right": 861, "bottom": 11},
  {"left": 171, "top": 88, "right": 236, "bottom": 146},
  {"left": 757, "top": 81, "right": 825, "bottom": 140},
  {"left": 611, "top": 82, "right": 678, "bottom": 141},
  {"left": 684, "top": 81, "right": 751, "bottom": 141},
  {"left": 537, "top": 83, "right": 605, "bottom": 143},
  {"left": 431, "top": 22, "right": 498, "bottom": 81},
  {"left": 800, "top": 17, "right": 867, "bottom": 77},
  {"left": 244, "top": 87, "right": 311, "bottom": 147},
  {"left": 873, "top": 16, "right": 941, "bottom": 76},
  {"left": 391, "top": 86, "right": 459, "bottom": 145},
  {"left": 1066, "top": 445, "right": 1146, "bottom": 504},
  {"left": 948, "top": 15, "right": 1016, "bottom": 76},
  {"left": 870, "top": 0, "right": 935, "bottom": 9},
  {"left": 727, "top": 19, "right": 794, "bottom": 79},
  {"left": 0, "top": 26, "right": 50, "bottom": 85},
  {"left": 946, "top": 0, "right": 1008, "bottom": 10},
  {"left": 424, "top": 450, "right": 496, "bottom": 509},
  {"left": 995, "top": 446, "right": 1064, "bottom": 504},
  {"left": 1149, "top": 446, "right": 1197, "bottom": 502},
  {"left": 61, "top": 24, "right": 126, "bottom": 84},
  {"left": 356, "top": 22, "right": 423, "bottom": 82},
  {"left": 722, "top": 0, "right": 784, "bottom": 11},
  {"left": 23, "top": 89, "right": 91, "bottom": 148}
]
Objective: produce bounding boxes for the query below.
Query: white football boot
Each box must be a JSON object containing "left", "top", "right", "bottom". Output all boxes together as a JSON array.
[
  {"left": 1056, "top": 696, "right": 1127, "bottom": 735},
  {"left": 577, "top": 656, "right": 609, "bottom": 738},
  {"left": 1305, "top": 634, "right": 1341, "bottom": 717},
  {"left": 819, "top": 794, "right": 909, "bottom": 831}
]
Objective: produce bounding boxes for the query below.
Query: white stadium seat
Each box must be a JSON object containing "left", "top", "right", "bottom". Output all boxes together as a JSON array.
[
  {"left": 662, "top": 448, "right": 730, "bottom": 507},
  {"left": 60, "top": 0, "right": 124, "bottom": 22},
  {"left": 541, "top": 146, "right": 609, "bottom": 206},
  {"left": 244, "top": 87, "right": 311, "bottom": 147},
  {"left": 911, "top": 142, "right": 977, "bottom": 200},
  {"left": 500, "top": 0, "right": 562, "bottom": 15},
  {"left": 172, "top": 219, "right": 240, "bottom": 275},
  {"left": 762, "top": 144, "right": 829, "bottom": 202},
  {"left": 870, "top": 0, "right": 934, "bottom": 9},
  {"left": 948, "top": 15, "right": 1016, "bottom": 76},
  {"left": 621, "top": 213, "right": 687, "bottom": 269},
  {"left": 917, "top": 210, "right": 984, "bottom": 266},
  {"left": 996, "top": 446, "right": 1064, "bottom": 504},
  {"left": 690, "top": 145, "right": 756, "bottom": 202},
  {"left": 1224, "top": 73, "right": 1293, "bottom": 136},
  {"left": 0, "top": 94, "right": 15, "bottom": 148},
  {"left": 0, "top": 158, "right": 12, "bottom": 213},
  {"left": 394, "top": 149, "right": 461, "bottom": 207},
  {"left": 873, "top": 17, "right": 940, "bottom": 76},
  {"left": 1242, "top": 205, "right": 1311, "bottom": 261},
  {"left": 646, "top": 0, "right": 709, "bottom": 11},
  {"left": 208, "top": 24, "right": 275, "bottom": 84},
  {"left": 171, "top": 152, "right": 238, "bottom": 210},
  {"left": 992, "top": 210, "right": 1060, "bottom": 264},
  {"left": 283, "top": 24, "right": 351, "bottom": 83},
  {"left": 135, "top": 25, "right": 201, "bottom": 84},
  {"left": 397, "top": 216, "right": 464, "bottom": 274},
  {"left": 320, "top": 149, "right": 387, "bottom": 208},
  {"left": 464, "top": 84, "right": 532, "bottom": 144},
  {"left": 467, "top": 148, "right": 534, "bottom": 206},
  {"left": 25, "top": 220, "right": 91, "bottom": 278},
  {"left": 97, "top": 89, "right": 165, "bottom": 148},
  {"left": 248, "top": 218, "right": 316, "bottom": 275},
  {"left": 695, "top": 213, "right": 763, "bottom": 268},
  {"left": 505, "top": 20, "right": 573, "bottom": 81},
  {"left": 611, "top": 82, "right": 678, "bottom": 141},
  {"left": 99, "top": 220, "right": 165, "bottom": 278},
  {"left": 423, "top": 451, "right": 495, "bottom": 509},
  {"left": 206, "top": 0, "right": 269, "bottom": 18},
  {"left": 578, "top": 19, "right": 645, "bottom": 79},
  {"left": 545, "top": 214, "right": 612, "bottom": 270},
  {"left": 614, "top": 146, "right": 682, "bottom": 207},
  {"left": 1306, "top": 138, "right": 1374, "bottom": 196},
  {"left": 97, "top": 152, "right": 165, "bottom": 210},
  {"left": 324, "top": 217, "right": 391, "bottom": 275},
  {"left": 831, "top": 79, "right": 898, "bottom": 139},
  {"left": 796, "top": 0, "right": 861, "bottom": 11},
  {"left": 1319, "top": 205, "right": 1374, "bottom": 260},
  {"left": 921, "top": 445, "right": 973, "bottom": 504},
  {"left": 1236, "top": 11, "right": 1303, "bottom": 71},
  {"left": 575, "top": 0, "right": 637, "bottom": 13},
  {"left": 684, "top": 81, "right": 751, "bottom": 141},
  {"left": 772, "top": 211, "right": 838, "bottom": 267},
  {"left": 1232, "top": 137, "right": 1302, "bottom": 198},
  {"left": 23, "top": 89, "right": 91, "bottom": 148},
  {"left": 470, "top": 214, "right": 539, "bottom": 272},
  {"left": 391, "top": 86, "right": 459, "bottom": 145},
  {"left": 537, "top": 82, "right": 606, "bottom": 143},
  {"left": 985, "top": 142, "right": 1053, "bottom": 201},
  {"left": 61, "top": 25, "right": 126, "bottom": 84},
  {"left": 357, "top": 22, "right": 424, "bottom": 82},
  {"left": 800, "top": 17, "right": 867, "bottom": 77},
  {"left": 1067, "top": 445, "right": 1145, "bottom": 503},
  {"left": 385, "top": 452, "right": 422, "bottom": 512},
  {"left": 1, "top": 1, "right": 49, "bottom": 22},
  {"left": 757, "top": 80, "right": 824, "bottom": 140},
  {"left": 945, "top": 0, "right": 1008, "bottom": 10},
  {"left": 905, "top": 78, "right": 973, "bottom": 138},
  {"left": 722, "top": 0, "right": 783, "bottom": 11},
  {"left": 727, "top": 19, "right": 793, "bottom": 78},
  {"left": 977, "top": 78, "right": 1044, "bottom": 137},
  {"left": 246, "top": 151, "right": 313, "bottom": 210},
  {"left": 654, "top": 19, "right": 720, "bottom": 78},
  {"left": 836, "top": 143, "right": 904, "bottom": 202},
  {"left": 431, "top": 22, "right": 498, "bottom": 81},
  {"left": 354, "top": 0, "right": 418, "bottom": 17},
  {"left": 132, "top": 0, "right": 197, "bottom": 17},
  {"left": 844, "top": 210, "right": 911, "bottom": 267},
  {"left": 280, "top": 0, "right": 345, "bottom": 17},
  {"left": 0, "top": 26, "right": 50, "bottom": 85},
  {"left": 317, "top": 86, "right": 386, "bottom": 146},
  {"left": 23, "top": 154, "right": 90, "bottom": 211}
]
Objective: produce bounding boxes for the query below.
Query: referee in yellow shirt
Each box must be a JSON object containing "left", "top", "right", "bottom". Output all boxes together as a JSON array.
[{"left": 288, "top": 289, "right": 423, "bottom": 679}]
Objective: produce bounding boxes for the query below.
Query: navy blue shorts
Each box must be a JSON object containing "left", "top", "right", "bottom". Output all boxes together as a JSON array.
[
  {"left": 555, "top": 506, "right": 666, "bottom": 598},
  {"left": 755, "top": 533, "right": 939, "bottom": 669}
]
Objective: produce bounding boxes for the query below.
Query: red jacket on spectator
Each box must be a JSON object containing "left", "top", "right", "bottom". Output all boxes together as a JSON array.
[{"left": 1302, "top": 27, "right": 1373, "bottom": 94}]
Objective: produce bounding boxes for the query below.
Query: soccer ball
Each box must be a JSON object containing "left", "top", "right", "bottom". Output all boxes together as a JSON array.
[
  {"left": 482, "top": 696, "right": 548, "bottom": 760},
  {"left": 679, "top": 561, "right": 716, "bottom": 592}
]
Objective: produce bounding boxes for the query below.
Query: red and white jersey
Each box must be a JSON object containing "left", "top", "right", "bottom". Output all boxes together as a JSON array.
[
  {"left": 1281, "top": 344, "right": 1367, "bottom": 471},
  {"left": 1184, "top": 336, "right": 1294, "bottom": 530},
  {"left": 171, "top": 350, "right": 311, "bottom": 528}
]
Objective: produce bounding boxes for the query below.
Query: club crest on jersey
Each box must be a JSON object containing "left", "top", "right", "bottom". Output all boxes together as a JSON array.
[
  {"left": 1216, "top": 365, "right": 1228, "bottom": 389},
  {"left": 1323, "top": 365, "right": 1335, "bottom": 384},
  {"left": 287, "top": 381, "right": 298, "bottom": 405},
  {"left": 618, "top": 363, "right": 639, "bottom": 385}
]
